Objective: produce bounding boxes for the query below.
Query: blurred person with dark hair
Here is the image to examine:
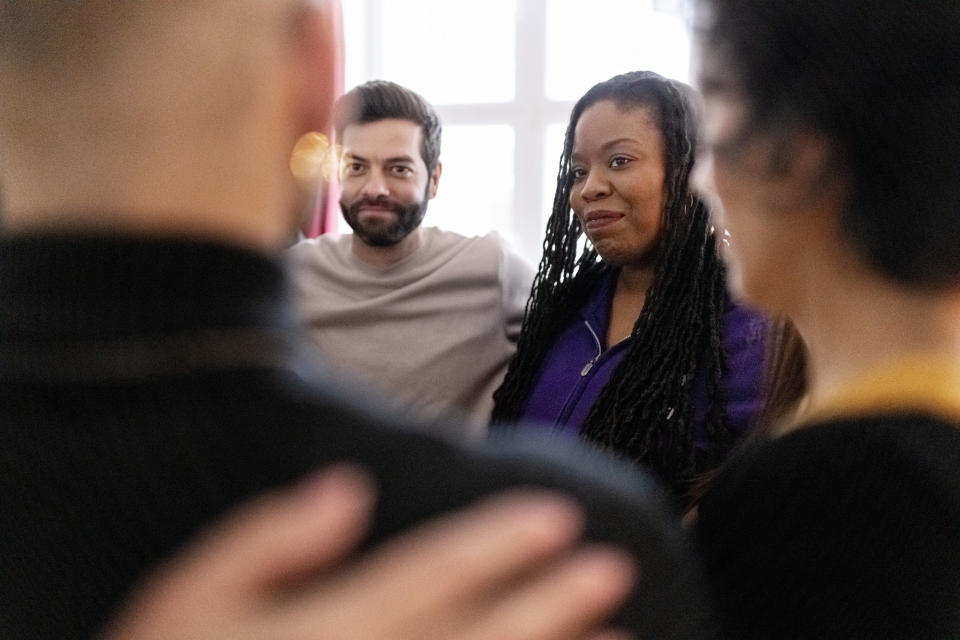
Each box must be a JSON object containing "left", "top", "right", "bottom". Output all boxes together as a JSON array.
[
  {"left": 692, "top": 1, "right": 960, "bottom": 637},
  {"left": 0, "top": 2, "right": 711, "bottom": 638},
  {"left": 288, "top": 80, "right": 533, "bottom": 433}
]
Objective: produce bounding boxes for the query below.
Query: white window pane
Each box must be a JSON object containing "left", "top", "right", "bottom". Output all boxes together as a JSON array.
[
  {"left": 545, "top": 0, "right": 691, "bottom": 101},
  {"left": 381, "top": 0, "right": 516, "bottom": 104},
  {"left": 341, "top": 0, "right": 368, "bottom": 91},
  {"left": 542, "top": 122, "right": 568, "bottom": 232},
  {"left": 426, "top": 125, "right": 515, "bottom": 240}
]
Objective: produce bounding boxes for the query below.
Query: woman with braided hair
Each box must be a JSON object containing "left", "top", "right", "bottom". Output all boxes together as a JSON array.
[{"left": 491, "top": 71, "right": 768, "bottom": 500}]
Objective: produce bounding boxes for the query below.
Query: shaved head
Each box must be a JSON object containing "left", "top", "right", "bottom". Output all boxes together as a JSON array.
[
  {"left": 0, "top": 0, "right": 337, "bottom": 250},
  {"left": 0, "top": 2, "right": 285, "bottom": 130},
  {"left": 0, "top": 2, "right": 145, "bottom": 74}
]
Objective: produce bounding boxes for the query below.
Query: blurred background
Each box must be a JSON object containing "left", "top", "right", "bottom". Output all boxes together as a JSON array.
[{"left": 333, "top": 0, "right": 692, "bottom": 264}]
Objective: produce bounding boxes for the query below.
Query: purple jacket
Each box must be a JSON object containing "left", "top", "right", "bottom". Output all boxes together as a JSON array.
[{"left": 520, "top": 272, "right": 768, "bottom": 458}]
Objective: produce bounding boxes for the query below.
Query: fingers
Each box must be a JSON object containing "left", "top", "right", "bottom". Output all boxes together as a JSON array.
[
  {"left": 102, "top": 464, "right": 376, "bottom": 640},
  {"left": 279, "top": 490, "right": 590, "bottom": 636},
  {"left": 184, "top": 464, "right": 377, "bottom": 592},
  {"left": 341, "top": 490, "right": 586, "bottom": 612},
  {"left": 105, "top": 479, "right": 638, "bottom": 640},
  {"left": 456, "top": 545, "right": 638, "bottom": 640}
]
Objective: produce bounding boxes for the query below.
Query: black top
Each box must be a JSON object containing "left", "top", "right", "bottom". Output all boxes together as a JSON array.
[
  {"left": 0, "top": 235, "right": 710, "bottom": 640},
  {"left": 697, "top": 414, "right": 960, "bottom": 639}
]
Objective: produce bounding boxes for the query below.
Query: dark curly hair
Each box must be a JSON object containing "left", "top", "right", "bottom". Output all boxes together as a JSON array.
[
  {"left": 492, "top": 71, "right": 734, "bottom": 495},
  {"left": 696, "top": 0, "right": 960, "bottom": 289},
  {"left": 333, "top": 79, "right": 442, "bottom": 173}
]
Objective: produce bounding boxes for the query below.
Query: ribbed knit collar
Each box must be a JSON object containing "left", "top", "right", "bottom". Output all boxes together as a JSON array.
[
  {"left": 0, "top": 234, "right": 294, "bottom": 340},
  {"left": 0, "top": 234, "right": 308, "bottom": 381}
]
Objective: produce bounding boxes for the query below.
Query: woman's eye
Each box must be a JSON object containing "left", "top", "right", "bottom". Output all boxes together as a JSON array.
[
  {"left": 571, "top": 167, "right": 587, "bottom": 181},
  {"left": 610, "top": 156, "right": 632, "bottom": 168}
]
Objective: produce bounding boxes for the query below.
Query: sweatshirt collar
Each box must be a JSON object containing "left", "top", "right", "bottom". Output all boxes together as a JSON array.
[{"left": 797, "top": 355, "right": 960, "bottom": 427}]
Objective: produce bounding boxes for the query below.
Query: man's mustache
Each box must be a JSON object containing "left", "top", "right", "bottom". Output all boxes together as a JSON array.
[{"left": 347, "top": 196, "right": 405, "bottom": 214}]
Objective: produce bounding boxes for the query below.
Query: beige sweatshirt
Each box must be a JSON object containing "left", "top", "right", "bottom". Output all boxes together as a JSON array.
[{"left": 287, "top": 227, "right": 534, "bottom": 435}]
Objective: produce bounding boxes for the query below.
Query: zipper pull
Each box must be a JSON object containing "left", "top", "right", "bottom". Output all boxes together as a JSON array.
[
  {"left": 581, "top": 358, "right": 596, "bottom": 376},
  {"left": 580, "top": 320, "right": 602, "bottom": 378}
]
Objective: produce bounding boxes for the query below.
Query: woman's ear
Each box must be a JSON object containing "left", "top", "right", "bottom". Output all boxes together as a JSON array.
[{"left": 765, "top": 132, "right": 848, "bottom": 217}]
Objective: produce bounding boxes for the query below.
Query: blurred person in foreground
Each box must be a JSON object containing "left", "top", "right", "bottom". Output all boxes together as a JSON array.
[
  {"left": 0, "top": 1, "right": 709, "bottom": 639},
  {"left": 691, "top": 0, "right": 960, "bottom": 637}
]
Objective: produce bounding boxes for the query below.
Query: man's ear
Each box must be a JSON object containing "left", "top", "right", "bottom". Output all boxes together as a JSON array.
[
  {"left": 294, "top": 1, "right": 340, "bottom": 134},
  {"left": 428, "top": 161, "right": 442, "bottom": 199}
]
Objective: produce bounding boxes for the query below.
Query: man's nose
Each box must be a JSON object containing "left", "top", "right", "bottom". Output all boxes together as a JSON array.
[{"left": 359, "top": 170, "right": 390, "bottom": 200}]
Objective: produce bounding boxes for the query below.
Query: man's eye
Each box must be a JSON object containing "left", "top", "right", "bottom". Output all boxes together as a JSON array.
[{"left": 391, "top": 166, "right": 413, "bottom": 176}]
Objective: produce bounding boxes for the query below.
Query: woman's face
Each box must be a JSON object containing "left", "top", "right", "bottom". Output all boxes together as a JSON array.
[
  {"left": 568, "top": 100, "right": 667, "bottom": 268},
  {"left": 693, "top": 83, "right": 809, "bottom": 314}
]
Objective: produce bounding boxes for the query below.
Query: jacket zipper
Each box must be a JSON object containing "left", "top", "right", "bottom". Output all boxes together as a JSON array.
[{"left": 580, "top": 320, "right": 603, "bottom": 376}]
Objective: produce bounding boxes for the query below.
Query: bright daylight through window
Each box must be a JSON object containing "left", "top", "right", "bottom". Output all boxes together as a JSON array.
[{"left": 341, "top": 0, "right": 691, "bottom": 264}]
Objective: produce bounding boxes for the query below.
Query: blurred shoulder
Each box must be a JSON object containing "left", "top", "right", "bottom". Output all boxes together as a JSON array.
[{"left": 285, "top": 234, "right": 351, "bottom": 267}]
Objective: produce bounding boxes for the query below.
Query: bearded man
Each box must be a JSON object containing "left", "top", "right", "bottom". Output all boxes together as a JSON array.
[{"left": 288, "top": 80, "right": 533, "bottom": 432}]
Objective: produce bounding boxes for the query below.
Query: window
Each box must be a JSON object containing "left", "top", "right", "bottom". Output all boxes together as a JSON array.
[{"left": 341, "top": 0, "right": 691, "bottom": 264}]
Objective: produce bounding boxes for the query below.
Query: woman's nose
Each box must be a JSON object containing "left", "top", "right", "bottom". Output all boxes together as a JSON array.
[{"left": 579, "top": 170, "right": 610, "bottom": 201}]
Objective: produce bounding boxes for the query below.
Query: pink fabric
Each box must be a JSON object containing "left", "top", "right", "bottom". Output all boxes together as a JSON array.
[{"left": 304, "top": 0, "right": 344, "bottom": 238}]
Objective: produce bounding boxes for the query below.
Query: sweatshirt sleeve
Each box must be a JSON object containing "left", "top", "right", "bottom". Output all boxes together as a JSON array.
[{"left": 498, "top": 238, "right": 535, "bottom": 342}]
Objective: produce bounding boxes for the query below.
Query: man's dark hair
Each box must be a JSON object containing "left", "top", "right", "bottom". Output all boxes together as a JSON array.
[
  {"left": 697, "top": 0, "right": 960, "bottom": 289},
  {"left": 492, "top": 71, "right": 733, "bottom": 498},
  {"left": 333, "top": 80, "right": 442, "bottom": 172}
]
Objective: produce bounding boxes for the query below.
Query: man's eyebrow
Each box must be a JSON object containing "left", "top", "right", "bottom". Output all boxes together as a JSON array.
[
  {"left": 384, "top": 155, "right": 417, "bottom": 165},
  {"left": 341, "top": 152, "right": 416, "bottom": 165}
]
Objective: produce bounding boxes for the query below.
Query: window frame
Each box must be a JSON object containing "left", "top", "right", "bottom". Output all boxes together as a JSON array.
[{"left": 341, "top": 0, "right": 689, "bottom": 263}]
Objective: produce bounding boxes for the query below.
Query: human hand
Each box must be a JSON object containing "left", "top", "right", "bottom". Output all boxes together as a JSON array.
[{"left": 102, "top": 465, "right": 636, "bottom": 640}]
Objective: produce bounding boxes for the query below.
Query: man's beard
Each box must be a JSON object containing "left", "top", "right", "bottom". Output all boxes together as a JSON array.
[{"left": 340, "top": 187, "right": 430, "bottom": 247}]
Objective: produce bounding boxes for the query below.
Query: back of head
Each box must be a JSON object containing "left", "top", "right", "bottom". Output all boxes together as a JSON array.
[
  {"left": 0, "top": 2, "right": 263, "bottom": 139},
  {"left": 0, "top": 0, "right": 323, "bottom": 248},
  {"left": 333, "top": 80, "right": 442, "bottom": 172},
  {"left": 0, "top": 2, "right": 152, "bottom": 152},
  {"left": 697, "top": 0, "right": 960, "bottom": 288},
  {"left": 0, "top": 1, "right": 137, "bottom": 75}
]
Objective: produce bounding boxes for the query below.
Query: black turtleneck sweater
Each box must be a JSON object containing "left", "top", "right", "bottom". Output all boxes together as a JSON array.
[
  {"left": 0, "top": 235, "right": 709, "bottom": 640},
  {"left": 697, "top": 415, "right": 960, "bottom": 639}
]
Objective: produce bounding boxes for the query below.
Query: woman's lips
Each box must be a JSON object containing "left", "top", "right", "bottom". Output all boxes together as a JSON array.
[{"left": 582, "top": 210, "right": 623, "bottom": 231}]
